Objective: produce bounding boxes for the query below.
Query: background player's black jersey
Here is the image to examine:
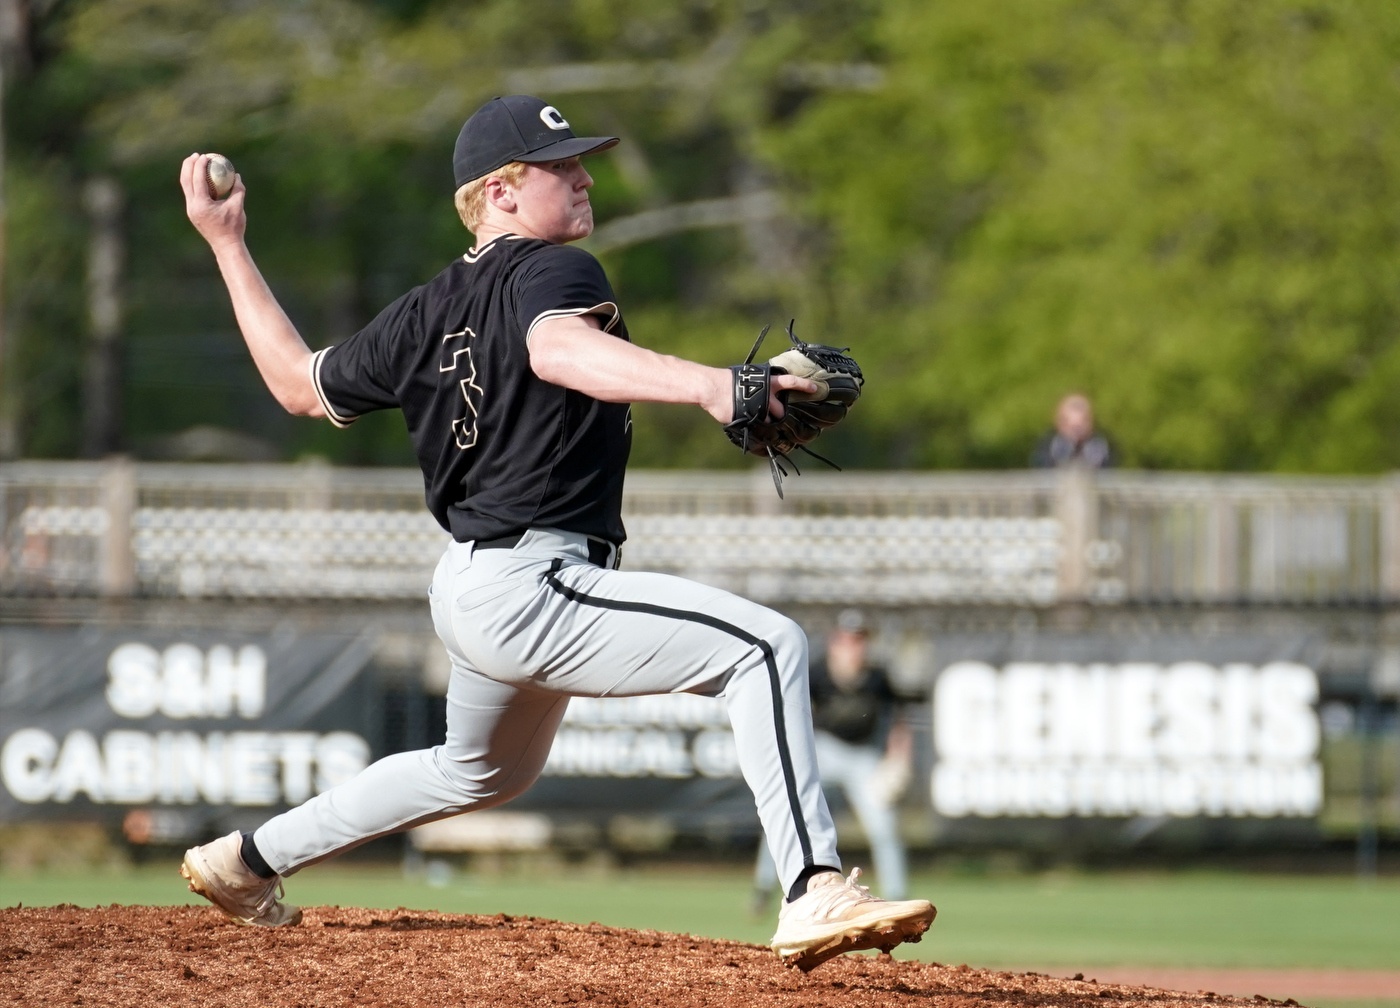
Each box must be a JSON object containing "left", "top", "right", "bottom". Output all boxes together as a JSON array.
[
  {"left": 311, "top": 234, "right": 632, "bottom": 544},
  {"left": 809, "top": 659, "right": 901, "bottom": 747}
]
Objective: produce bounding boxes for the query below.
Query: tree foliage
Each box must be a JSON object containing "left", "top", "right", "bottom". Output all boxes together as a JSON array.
[
  {"left": 770, "top": 0, "right": 1400, "bottom": 471},
  {"left": 8, "top": 0, "right": 1400, "bottom": 471}
]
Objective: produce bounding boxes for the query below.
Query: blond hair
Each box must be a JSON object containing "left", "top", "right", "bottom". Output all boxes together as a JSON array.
[{"left": 454, "top": 161, "right": 531, "bottom": 231}]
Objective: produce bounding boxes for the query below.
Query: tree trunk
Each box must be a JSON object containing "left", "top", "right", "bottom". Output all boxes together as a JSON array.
[
  {"left": 0, "top": 0, "right": 21, "bottom": 456},
  {"left": 0, "top": 66, "right": 11, "bottom": 459},
  {"left": 0, "top": 0, "right": 32, "bottom": 459},
  {"left": 82, "top": 176, "right": 125, "bottom": 458}
]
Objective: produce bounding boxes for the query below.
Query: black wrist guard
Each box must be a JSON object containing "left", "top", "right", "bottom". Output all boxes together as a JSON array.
[{"left": 725, "top": 361, "right": 773, "bottom": 453}]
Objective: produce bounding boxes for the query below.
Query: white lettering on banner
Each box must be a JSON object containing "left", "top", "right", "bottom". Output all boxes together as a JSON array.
[
  {"left": 105, "top": 643, "right": 161, "bottom": 718},
  {"left": 105, "top": 642, "right": 267, "bottom": 720},
  {"left": 0, "top": 729, "right": 369, "bottom": 807},
  {"left": 932, "top": 661, "right": 1322, "bottom": 818},
  {"left": 51, "top": 730, "right": 106, "bottom": 803},
  {"left": 208, "top": 644, "right": 267, "bottom": 719},
  {"left": 562, "top": 694, "right": 731, "bottom": 729},
  {"left": 692, "top": 728, "right": 742, "bottom": 778},
  {"left": 105, "top": 731, "right": 157, "bottom": 802},
  {"left": 228, "top": 733, "right": 281, "bottom": 805},
  {"left": 545, "top": 729, "right": 694, "bottom": 778},
  {"left": 161, "top": 643, "right": 206, "bottom": 718},
  {"left": 0, "top": 729, "right": 57, "bottom": 802},
  {"left": 542, "top": 694, "right": 741, "bottom": 779},
  {"left": 155, "top": 732, "right": 203, "bottom": 804},
  {"left": 279, "top": 733, "right": 318, "bottom": 806},
  {"left": 201, "top": 733, "right": 225, "bottom": 804},
  {"left": 314, "top": 733, "right": 372, "bottom": 794}
]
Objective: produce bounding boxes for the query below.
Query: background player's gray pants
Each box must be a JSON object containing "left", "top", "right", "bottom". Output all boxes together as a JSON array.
[
  {"left": 254, "top": 529, "right": 840, "bottom": 892},
  {"left": 754, "top": 730, "right": 909, "bottom": 900}
]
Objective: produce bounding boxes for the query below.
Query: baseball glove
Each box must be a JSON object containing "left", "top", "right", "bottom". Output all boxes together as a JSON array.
[{"left": 723, "top": 320, "right": 864, "bottom": 497}]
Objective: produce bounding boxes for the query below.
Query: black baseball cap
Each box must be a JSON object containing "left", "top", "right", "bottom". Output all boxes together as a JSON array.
[{"left": 453, "top": 95, "right": 619, "bottom": 188}]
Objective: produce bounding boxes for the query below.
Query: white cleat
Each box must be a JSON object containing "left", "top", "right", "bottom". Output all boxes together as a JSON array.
[
  {"left": 180, "top": 830, "right": 303, "bottom": 928},
  {"left": 770, "top": 867, "right": 935, "bottom": 972}
]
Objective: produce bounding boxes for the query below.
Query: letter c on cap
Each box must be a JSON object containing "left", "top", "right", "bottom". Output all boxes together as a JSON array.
[{"left": 540, "top": 105, "right": 570, "bottom": 131}]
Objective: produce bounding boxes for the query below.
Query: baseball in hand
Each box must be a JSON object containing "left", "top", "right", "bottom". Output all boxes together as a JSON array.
[{"left": 204, "top": 154, "right": 237, "bottom": 200}]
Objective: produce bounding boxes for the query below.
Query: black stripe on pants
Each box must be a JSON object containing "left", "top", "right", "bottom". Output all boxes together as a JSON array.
[{"left": 543, "top": 558, "right": 815, "bottom": 867}]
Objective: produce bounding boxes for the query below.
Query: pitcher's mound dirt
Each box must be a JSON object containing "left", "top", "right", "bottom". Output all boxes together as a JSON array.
[{"left": 0, "top": 904, "right": 1298, "bottom": 1008}]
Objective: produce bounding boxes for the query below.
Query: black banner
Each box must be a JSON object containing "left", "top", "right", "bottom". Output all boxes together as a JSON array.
[{"left": 0, "top": 627, "right": 375, "bottom": 837}]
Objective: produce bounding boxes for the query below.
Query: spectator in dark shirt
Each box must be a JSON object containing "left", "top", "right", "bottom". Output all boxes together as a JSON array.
[
  {"left": 1031, "top": 393, "right": 1113, "bottom": 468},
  {"left": 750, "top": 609, "right": 913, "bottom": 913}
]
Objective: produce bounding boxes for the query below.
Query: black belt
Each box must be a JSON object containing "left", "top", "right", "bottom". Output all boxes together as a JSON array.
[{"left": 474, "top": 532, "right": 618, "bottom": 569}]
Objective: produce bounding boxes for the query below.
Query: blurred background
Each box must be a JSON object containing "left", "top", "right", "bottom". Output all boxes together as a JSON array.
[{"left": 1, "top": 0, "right": 1399, "bottom": 1004}]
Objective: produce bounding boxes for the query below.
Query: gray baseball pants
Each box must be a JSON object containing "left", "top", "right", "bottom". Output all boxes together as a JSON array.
[
  {"left": 254, "top": 528, "right": 840, "bottom": 892},
  {"left": 755, "top": 730, "right": 909, "bottom": 899}
]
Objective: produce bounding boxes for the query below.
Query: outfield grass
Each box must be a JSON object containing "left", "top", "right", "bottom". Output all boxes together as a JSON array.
[{"left": 3, "top": 862, "right": 1397, "bottom": 973}]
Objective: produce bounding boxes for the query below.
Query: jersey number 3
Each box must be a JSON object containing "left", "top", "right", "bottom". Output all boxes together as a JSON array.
[{"left": 440, "top": 328, "right": 483, "bottom": 450}]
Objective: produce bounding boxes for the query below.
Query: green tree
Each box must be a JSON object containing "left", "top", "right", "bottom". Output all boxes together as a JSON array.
[
  {"left": 771, "top": 0, "right": 1400, "bottom": 471},
  {"left": 14, "top": 0, "right": 1400, "bottom": 473},
  {"left": 25, "top": 0, "right": 875, "bottom": 464}
]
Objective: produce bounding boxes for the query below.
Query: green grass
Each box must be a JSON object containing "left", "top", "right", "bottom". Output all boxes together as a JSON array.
[{"left": 3, "top": 864, "right": 1398, "bottom": 972}]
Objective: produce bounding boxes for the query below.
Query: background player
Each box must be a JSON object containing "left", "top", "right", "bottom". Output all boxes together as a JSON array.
[{"left": 175, "top": 94, "right": 934, "bottom": 970}]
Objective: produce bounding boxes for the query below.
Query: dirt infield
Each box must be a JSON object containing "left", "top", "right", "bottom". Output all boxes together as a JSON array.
[{"left": 0, "top": 904, "right": 1302, "bottom": 1008}]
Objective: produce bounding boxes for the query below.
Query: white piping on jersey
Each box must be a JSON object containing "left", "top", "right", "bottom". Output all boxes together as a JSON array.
[
  {"left": 463, "top": 233, "right": 529, "bottom": 263},
  {"left": 309, "top": 347, "right": 358, "bottom": 428},
  {"left": 462, "top": 237, "right": 503, "bottom": 264},
  {"left": 524, "top": 301, "right": 621, "bottom": 347}
]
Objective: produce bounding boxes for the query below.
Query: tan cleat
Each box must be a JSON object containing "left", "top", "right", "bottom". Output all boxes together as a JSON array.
[
  {"left": 770, "top": 867, "right": 935, "bottom": 971},
  {"left": 180, "top": 830, "right": 303, "bottom": 928}
]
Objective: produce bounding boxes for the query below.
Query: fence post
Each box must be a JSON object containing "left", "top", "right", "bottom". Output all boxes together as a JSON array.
[
  {"left": 1055, "top": 464, "right": 1095, "bottom": 601},
  {"left": 1381, "top": 473, "right": 1400, "bottom": 601},
  {"left": 296, "top": 455, "right": 334, "bottom": 512},
  {"left": 1204, "top": 490, "right": 1238, "bottom": 600},
  {"left": 99, "top": 454, "right": 136, "bottom": 596}
]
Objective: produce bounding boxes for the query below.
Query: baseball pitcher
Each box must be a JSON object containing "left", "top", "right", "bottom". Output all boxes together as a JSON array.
[{"left": 176, "top": 94, "right": 934, "bottom": 970}]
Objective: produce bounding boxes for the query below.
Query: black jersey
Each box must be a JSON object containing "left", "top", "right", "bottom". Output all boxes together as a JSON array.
[
  {"left": 809, "top": 659, "right": 901, "bottom": 747},
  {"left": 310, "top": 234, "right": 632, "bottom": 544}
]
